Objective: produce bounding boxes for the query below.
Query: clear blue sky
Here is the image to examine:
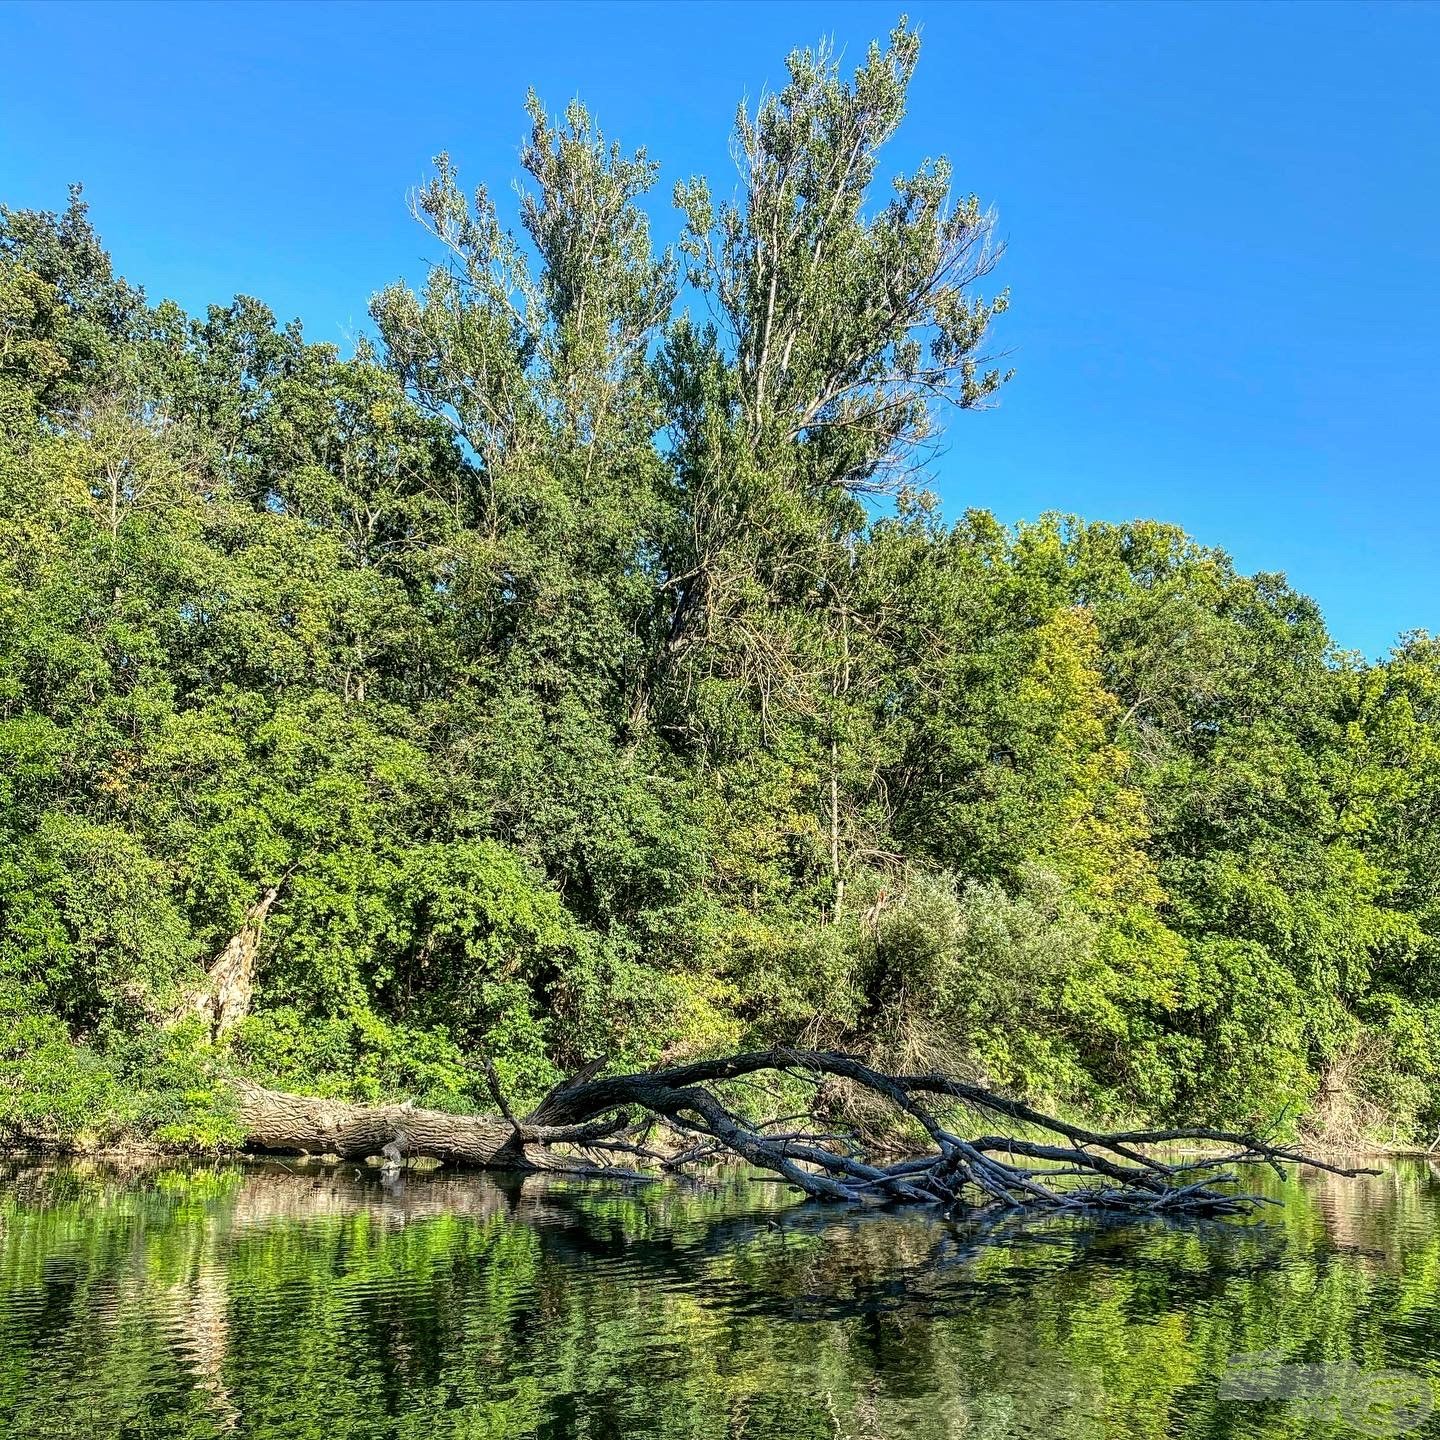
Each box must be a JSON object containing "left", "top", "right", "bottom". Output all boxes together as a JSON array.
[{"left": 3, "top": 1, "right": 1436, "bottom": 658}]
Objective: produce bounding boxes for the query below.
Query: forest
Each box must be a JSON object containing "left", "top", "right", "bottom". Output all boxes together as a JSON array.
[{"left": 2, "top": 22, "right": 1438, "bottom": 1159}]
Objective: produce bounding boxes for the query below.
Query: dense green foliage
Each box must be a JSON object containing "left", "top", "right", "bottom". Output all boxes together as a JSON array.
[{"left": 2, "top": 25, "right": 1437, "bottom": 1147}]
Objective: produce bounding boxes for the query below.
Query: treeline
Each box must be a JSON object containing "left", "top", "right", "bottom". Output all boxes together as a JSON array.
[{"left": 1, "top": 25, "right": 1437, "bottom": 1149}]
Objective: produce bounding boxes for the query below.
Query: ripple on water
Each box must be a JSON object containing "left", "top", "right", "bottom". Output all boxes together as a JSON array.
[{"left": 0, "top": 1158, "right": 1438, "bottom": 1439}]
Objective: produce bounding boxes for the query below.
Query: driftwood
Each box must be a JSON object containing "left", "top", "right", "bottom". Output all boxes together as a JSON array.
[{"left": 233, "top": 1048, "right": 1376, "bottom": 1219}]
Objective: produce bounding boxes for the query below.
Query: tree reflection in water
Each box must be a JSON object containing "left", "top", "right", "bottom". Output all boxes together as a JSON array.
[{"left": 0, "top": 1159, "right": 1437, "bottom": 1439}]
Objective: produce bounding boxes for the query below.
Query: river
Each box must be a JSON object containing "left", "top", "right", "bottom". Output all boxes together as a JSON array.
[{"left": 1, "top": 1156, "right": 1437, "bottom": 1438}]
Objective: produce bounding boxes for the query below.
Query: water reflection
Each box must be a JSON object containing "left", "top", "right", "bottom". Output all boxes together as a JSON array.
[{"left": 0, "top": 1157, "right": 1437, "bottom": 1438}]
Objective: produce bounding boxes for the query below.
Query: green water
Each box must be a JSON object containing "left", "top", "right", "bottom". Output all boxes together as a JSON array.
[{"left": 1, "top": 1158, "right": 1437, "bottom": 1439}]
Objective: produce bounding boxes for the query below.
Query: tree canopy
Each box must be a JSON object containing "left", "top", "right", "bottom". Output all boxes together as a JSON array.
[{"left": 1, "top": 22, "right": 1436, "bottom": 1152}]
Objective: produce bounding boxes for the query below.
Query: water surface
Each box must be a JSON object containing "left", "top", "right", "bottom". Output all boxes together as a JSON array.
[{"left": 1, "top": 1156, "right": 1437, "bottom": 1438}]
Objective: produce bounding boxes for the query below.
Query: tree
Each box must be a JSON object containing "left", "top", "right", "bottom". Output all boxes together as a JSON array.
[{"left": 0, "top": 19, "right": 1435, "bottom": 1160}]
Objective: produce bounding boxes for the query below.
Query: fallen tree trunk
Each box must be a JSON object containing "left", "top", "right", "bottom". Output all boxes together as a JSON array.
[
  {"left": 235, "top": 1080, "right": 518, "bottom": 1165},
  {"left": 232, "top": 1048, "right": 1376, "bottom": 1218},
  {"left": 233, "top": 1063, "right": 640, "bottom": 1177}
]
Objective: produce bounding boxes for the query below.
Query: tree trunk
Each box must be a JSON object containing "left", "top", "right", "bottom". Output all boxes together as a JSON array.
[
  {"left": 233, "top": 1080, "right": 522, "bottom": 1165},
  {"left": 185, "top": 888, "right": 280, "bottom": 1037}
]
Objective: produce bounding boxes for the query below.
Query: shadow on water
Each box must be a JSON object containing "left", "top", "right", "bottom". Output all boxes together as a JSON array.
[{"left": 0, "top": 1156, "right": 1438, "bottom": 1438}]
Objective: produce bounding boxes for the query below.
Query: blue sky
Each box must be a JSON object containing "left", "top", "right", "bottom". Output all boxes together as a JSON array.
[{"left": 3, "top": 1, "right": 1436, "bottom": 657}]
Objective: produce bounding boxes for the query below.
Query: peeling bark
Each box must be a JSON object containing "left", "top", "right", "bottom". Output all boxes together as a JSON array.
[{"left": 184, "top": 888, "right": 280, "bottom": 1037}]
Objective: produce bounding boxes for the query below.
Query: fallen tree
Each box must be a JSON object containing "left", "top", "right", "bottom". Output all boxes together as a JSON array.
[{"left": 233, "top": 1048, "right": 1375, "bottom": 1218}]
